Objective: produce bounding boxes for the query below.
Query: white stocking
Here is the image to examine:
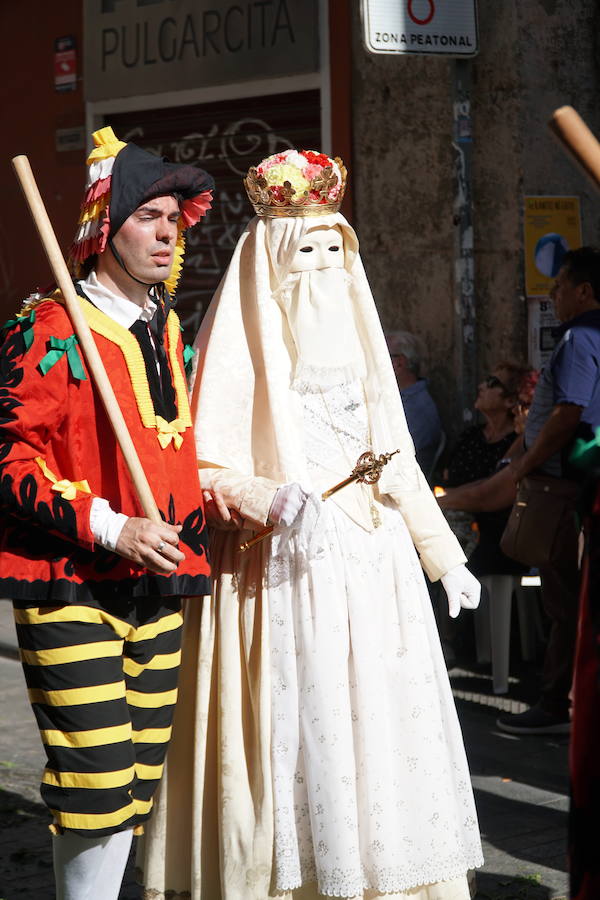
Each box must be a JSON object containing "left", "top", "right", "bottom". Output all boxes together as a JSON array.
[
  {"left": 53, "top": 828, "right": 133, "bottom": 900},
  {"left": 94, "top": 828, "right": 134, "bottom": 899}
]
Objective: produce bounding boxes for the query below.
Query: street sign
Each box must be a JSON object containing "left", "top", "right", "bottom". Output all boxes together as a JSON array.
[
  {"left": 55, "top": 127, "right": 86, "bottom": 153},
  {"left": 528, "top": 298, "right": 560, "bottom": 370},
  {"left": 362, "top": 0, "right": 478, "bottom": 57},
  {"left": 523, "top": 196, "right": 582, "bottom": 297},
  {"left": 54, "top": 36, "right": 77, "bottom": 92}
]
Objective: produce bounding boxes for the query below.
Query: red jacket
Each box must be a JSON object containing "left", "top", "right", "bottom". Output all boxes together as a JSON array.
[{"left": 0, "top": 292, "right": 210, "bottom": 605}]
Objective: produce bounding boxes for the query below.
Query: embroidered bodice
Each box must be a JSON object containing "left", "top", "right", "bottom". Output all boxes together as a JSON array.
[{"left": 300, "top": 378, "right": 370, "bottom": 483}]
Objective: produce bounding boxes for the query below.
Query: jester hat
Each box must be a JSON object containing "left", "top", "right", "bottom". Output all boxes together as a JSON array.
[{"left": 68, "top": 127, "right": 214, "bottom": 296}]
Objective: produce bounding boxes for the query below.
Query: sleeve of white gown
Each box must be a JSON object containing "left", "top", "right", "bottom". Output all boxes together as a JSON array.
[
  {"left": 386, "top": 467, "right": 467, "bottom": 583},
  {"left": 198, "top": 463, "right": 279, "bottom": 527}
]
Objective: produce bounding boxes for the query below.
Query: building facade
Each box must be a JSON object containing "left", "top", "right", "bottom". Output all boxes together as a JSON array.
[{"left": 1, "top": 0, "right": 599, "bottom": 437}]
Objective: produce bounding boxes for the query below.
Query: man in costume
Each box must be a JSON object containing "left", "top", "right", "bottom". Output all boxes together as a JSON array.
[
  {"left": 142, "top": 150, "right": 482, "bottom": 899},
  {"left": 0, "top": 126, "right": 213, "bottom": 900}
]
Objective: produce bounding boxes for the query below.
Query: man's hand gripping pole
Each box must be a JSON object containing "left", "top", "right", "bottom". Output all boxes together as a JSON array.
[{"left": 11, "top": 155, "right": 161, "bottom": 524}]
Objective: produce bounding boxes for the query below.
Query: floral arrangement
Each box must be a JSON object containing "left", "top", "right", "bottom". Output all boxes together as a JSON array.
[
  {"left": 245, "top": 150, "right": 346, "bottom": 216},
  {"left": 517, "top": 369, "right": 540, "bottom": 408},
  {"left": 514, "top": 368, "right": 540, "bottom": 436}
]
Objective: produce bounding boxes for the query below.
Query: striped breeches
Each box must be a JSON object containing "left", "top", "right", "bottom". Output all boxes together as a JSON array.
[{"left": 13, "top": 596, "right": 183, "bottom": 837}]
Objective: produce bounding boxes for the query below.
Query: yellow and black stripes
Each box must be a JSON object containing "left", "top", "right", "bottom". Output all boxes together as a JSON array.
[{"left": 14, "top": 596, "right": 182, "bottom": 837}]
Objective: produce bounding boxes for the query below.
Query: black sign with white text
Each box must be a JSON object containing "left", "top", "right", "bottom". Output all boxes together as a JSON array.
[{"left": 85, "top": 0, "right": 320, "bottom": 101}]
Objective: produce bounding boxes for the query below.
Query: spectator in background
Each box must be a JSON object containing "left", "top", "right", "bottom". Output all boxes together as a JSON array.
[
  {"left": 438, "top": 364, "right": 530, "bottom": 666},
  {"left": 436, "top": 369, "right": 539, "bottom": 513},
  {"left": 442, "top": 249, "right": 600, "bottom": 734},
  {"left": 386, "top": 330, "right": 443, "bottom": 478},
  {"left": 496, "top": 247, "right": 600, "bottom": 735},
  {"left": 438, "top": 365, "right": 535, "bottom": 681},
  {"left": 444, "top": 362, "right": 532, "bottom": 579}
]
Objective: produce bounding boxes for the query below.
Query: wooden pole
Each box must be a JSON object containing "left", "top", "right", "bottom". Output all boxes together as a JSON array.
[
  {"left": 548, "top": 106, "right": 600, "bottom": 193},
  {"left": 12, "top": 154, "right": 161, "bottom": 524}
]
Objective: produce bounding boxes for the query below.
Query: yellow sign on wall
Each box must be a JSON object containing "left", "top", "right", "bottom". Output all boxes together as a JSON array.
[{"left": 524, "top": 196, "right": 582, "bottom": 297}]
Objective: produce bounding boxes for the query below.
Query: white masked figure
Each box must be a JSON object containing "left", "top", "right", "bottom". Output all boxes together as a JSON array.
[{"left": 141, "top": 150, "right": 483, "bottom": 900}]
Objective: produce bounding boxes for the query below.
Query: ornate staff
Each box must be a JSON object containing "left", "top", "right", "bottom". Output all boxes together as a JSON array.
[
  {"left": 239, "top": 448, "right": 400, "bottom": 552},
  {"left": 548, "top": 106, "right": 600, "bottom": 193}
]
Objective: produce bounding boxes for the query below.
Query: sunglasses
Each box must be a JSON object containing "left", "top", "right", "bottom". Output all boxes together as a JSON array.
[{"left": 484, "top": 374, "right": 509, "bottom": 392}]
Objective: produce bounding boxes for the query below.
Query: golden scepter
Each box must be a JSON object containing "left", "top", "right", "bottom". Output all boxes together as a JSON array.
[{"left": 239, "top": 448, "right": 400, "bottom": 552}]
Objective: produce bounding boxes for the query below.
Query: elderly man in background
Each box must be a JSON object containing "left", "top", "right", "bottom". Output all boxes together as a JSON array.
[{"left": 386, "top": 330, "right": 444, "bottom": 479}]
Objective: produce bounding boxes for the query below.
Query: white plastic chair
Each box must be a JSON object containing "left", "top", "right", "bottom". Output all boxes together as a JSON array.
[{"left": 473, "top": 574, "right": 543, "bottom": 694}]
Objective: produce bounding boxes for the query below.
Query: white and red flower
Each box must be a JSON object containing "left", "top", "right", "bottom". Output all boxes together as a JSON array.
[{"left": 256, "top": 149, "right": 343, "bottom": 204}]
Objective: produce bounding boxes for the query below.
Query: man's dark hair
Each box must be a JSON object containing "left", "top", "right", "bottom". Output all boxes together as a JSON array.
[{"left": 561, "top": 246, "right": 600, "bottom": 302}]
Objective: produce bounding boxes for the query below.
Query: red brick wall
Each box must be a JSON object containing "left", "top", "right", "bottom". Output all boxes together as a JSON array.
[
  {"left": 0, "top": 0, "right": 84, "bottom": 320},
  {"left": 0, "top": 0, "right": 352, "bottom": 321}
]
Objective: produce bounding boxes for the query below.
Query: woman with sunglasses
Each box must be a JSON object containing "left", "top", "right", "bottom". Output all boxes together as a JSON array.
[
  {"left": 445, "top": 366, "right": 528, "bottom": 489},
  {"left": 439, "top": 363, "right": 533, "bottom": 687}
]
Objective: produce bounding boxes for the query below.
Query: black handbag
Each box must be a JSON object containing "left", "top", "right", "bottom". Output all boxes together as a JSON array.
[{"left": 500, "top": 474, "right": 580, "bottom": 567}]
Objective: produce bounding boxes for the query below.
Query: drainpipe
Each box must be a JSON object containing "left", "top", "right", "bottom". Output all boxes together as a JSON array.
[{"left": 452, "top": 58, "right": 476, "bottom": 427}]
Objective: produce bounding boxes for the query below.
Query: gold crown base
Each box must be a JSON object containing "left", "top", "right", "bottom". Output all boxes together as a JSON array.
[{"left": 252, "top": 202, "right": 342, "bottom": 218}]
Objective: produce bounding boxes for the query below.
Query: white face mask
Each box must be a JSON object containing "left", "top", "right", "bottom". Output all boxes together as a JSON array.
[{"left": 289, "top": 226, "right": 345, "bottom": 272}]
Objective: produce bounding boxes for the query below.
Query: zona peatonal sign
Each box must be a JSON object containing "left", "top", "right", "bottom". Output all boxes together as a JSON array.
[{"left": 361, "top": 0, "right": 478, "bottom": 57}]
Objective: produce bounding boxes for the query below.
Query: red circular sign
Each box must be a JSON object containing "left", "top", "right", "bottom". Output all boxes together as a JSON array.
[{"left": 407, "top": 0, "right": 435, "bottom": 26}]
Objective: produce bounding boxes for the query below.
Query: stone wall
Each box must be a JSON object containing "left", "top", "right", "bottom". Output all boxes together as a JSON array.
[{"left": 351, "top": 0, "right": 600, "bottom": 440}]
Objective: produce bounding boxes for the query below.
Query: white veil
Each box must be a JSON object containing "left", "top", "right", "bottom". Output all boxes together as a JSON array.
[{"left": 190, "top": 213, "right": 420, "bottom": 494}]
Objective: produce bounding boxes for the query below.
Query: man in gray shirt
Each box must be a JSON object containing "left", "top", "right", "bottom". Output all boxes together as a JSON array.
[{"left": 497, "top": 246, "right": 600, "bottom": 735}]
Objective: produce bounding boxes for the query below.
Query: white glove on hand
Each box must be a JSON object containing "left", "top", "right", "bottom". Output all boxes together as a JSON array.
[
  {"left": 441, "top": 564, "right": 481, "bottom": 619},
  {"left": 268, "top": 483, "right": 309, "bottom": 527}
]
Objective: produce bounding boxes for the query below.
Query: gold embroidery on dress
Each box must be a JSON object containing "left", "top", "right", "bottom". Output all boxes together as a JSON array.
[{"left": 317, "top": 385, "right": 382, "bottom": 529}]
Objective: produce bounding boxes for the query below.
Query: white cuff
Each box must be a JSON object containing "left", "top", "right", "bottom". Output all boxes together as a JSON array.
[{"left": 89, "top": 498, "right": 128, "bottom": 552}]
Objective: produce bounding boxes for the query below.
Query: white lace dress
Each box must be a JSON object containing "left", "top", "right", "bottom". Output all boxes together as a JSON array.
[{"left": 266, "top": 377, "right": 483, "bottom": 898}]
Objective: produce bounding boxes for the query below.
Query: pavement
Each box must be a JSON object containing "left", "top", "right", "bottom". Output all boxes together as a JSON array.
[{"left": 0, "top": 597, "right": 569, "bottom": 900}]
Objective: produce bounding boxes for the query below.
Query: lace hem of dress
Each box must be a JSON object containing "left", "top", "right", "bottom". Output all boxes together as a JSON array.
[
  {"left": 137, "top": 868, "right": 192, "bottom": 900},
  {"left": 291, "top": 361, "right": 366, "bottom": 393},
  {"left": 274, "top": 851, "right": 484, "bottom": 897},
  {"left": 142, "top": 892, "right": 191, "bottom": 900}
]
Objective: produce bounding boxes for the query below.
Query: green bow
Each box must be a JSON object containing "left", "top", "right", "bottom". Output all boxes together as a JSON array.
[
  {"left": 183, "top": 343, "right": 195, "bottom": 378},
  {"left": 571, "top": 427, "right": 600, "bottom": 471},
  {"left": 39, "top": 335, "right": 87, "bottom": 381},
  {"left": 2, "top": 309, "right": 36, "bottom": 350}
]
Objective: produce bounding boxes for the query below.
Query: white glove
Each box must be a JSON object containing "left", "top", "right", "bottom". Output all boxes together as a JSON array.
[
  {"left": 268, "top": 483, "right": 309, "bottom": 527},
  {"left": 441, "top": 564, "right": 481, "bottom": 619}
]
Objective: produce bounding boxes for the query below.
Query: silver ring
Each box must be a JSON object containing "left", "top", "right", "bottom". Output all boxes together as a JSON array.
[{"left": 156, "top": 540, "right": 165, "bottom": 554}]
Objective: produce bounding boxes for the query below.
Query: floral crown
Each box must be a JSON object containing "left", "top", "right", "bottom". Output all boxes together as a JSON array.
[{"left": 244, "top": 149, "right": 347, "bottom": 218}]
